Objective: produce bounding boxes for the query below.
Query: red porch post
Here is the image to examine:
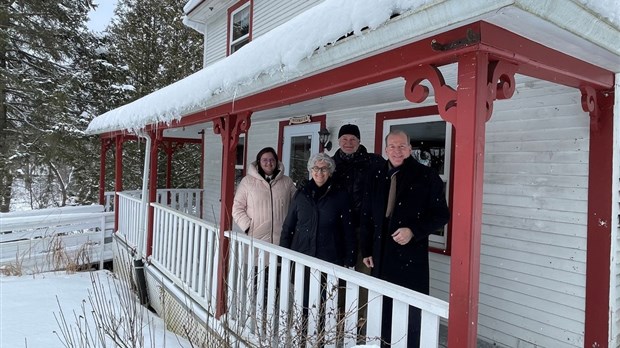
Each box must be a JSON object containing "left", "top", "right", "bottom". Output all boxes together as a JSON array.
[
  {"left": 145, "top": 129, "right": 162, "bottom": 257},
  {"left": 99, "top": 137, "right": 111, "bottom": 206},
  {"left": 401, "top": 51, "right": 516, "bottom": 347},
  {"left": 213, "top": 112, "right": 251, "bottom": 318},
  {"left": 113, "top": 135, "right": 124, "bottom": 232},
  {"left": 583, "top": 87, "right": 614, "bottom": 347},
  {"left": 447, "top": 51, "right": 490, "bottom": 348},
  {"left": 163, "top": 141, "right": 174, "bottom": 205}
]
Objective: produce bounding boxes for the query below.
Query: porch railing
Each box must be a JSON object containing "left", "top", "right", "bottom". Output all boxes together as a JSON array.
[
  {"left": 156, "top": 188, "right": 202, "bottom": 217},
  {"left": 144, "top": 202, "right": 449, "bottom": 348},
  {"left": 150, "top": 203, "right": 220, "bottom": 311},
  {"left": 106, "top": 189, "right": 202, "bottom": 217},
  {"left": 115, "top": 192, "right": 145, "bottom": 254}
]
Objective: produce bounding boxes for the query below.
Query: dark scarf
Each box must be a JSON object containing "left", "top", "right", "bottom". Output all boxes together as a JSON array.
[{"left": 307, "top": 177, "right": 332, "bottom": 202}]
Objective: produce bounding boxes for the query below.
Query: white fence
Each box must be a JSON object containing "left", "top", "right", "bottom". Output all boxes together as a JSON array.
[
  {"left": 143, "top": 202, "right": 449, "bottom": 348},
  {"left": 105, "top": 189, "right": 202, "bottom": 216},
  {"left": 0, "top": 205, "right": 114, "bottom": 274}
]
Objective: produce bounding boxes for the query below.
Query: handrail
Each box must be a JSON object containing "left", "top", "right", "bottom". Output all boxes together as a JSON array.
[{"left": 142, "top": 202, "right": 447, "bottom": 347}]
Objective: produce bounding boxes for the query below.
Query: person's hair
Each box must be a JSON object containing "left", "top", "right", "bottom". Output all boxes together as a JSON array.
[
  {"left": 307, "top": 153, "right": 336, "bottom": 175},
  {"left": 385, "top": 129, "right": 410, "bottom": 144},
  {"left": 255, "top": 147, "right": 279, "bottom": 176}
]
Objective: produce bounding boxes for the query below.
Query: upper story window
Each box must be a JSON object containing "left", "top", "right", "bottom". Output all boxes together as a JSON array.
[{"left": 228, "top": 0, "right": 252, "bottom": 55}]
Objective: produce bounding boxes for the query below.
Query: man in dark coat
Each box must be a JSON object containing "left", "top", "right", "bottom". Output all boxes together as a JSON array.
[
  {"left": 361, "top": 129, "right": 450, "bottom": 347},
  {"left": 331, "top": 124, "right": 384, "bottom": 273}
]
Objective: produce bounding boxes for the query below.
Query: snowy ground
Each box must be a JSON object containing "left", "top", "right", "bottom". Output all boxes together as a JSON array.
[
  {"left": 0, "top": 270, "right": 192, "bottom": 348},
  {"left": 1, "top": 270, "right": 381, "bottom": 348}
]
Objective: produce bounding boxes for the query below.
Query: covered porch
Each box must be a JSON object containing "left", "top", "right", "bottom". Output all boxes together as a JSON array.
[{"left": 90, "top": 2, "right": 618, "bottom": 347}]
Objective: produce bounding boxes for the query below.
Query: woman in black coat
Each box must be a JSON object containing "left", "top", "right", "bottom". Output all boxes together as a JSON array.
[{"left": 280, "top": 153, "right": 356, "bottom": 268}]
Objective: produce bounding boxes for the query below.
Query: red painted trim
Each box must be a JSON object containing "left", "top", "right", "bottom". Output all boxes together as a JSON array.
[
  {"left": 276, "top": 115, "right": 326, "bottom": 155},
  {"left": 226, "top": 0, "right": 252, "bottom": 56},
  {"left": 113, "top": 136, "right": 124, "bottom": 231},
  {"left": 215, "top": 114, "right": 243, "bottom": 318},
  {"left": 277, "top": 119, "right": 287, "bottom": 156},
  {"left": 99, "top": 138, "right": 109, "bottom": 206},
  {"left": 584, "top": 89, "right": 614, "bottom": 348},
  {"left": 164, "top": 142, "right": 173, "bottom": 204},
  {"left": 478, "top": 22, "right": 613, "bottom": 89},
  {"left": 374, "top": 106, "right": 454, "bottom": 255},
  {"left": 447, "top": 52, "right": 489, "bottom": 348}
]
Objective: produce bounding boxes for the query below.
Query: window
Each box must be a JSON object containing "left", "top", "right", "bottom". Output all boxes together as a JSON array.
[
  {"left": 378, "top": 107, "right": 453, "bottom": 253},
  {"left": 235, "top": 134, "right": 246, "bottom": 187},
  {"left": 228, "top": 0, "right": 251, "bottom": 55}
]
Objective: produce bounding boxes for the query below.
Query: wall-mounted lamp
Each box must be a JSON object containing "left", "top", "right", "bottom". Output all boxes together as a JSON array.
[{"left": 318, "top": 127, "right": 332, "bottom": 151}]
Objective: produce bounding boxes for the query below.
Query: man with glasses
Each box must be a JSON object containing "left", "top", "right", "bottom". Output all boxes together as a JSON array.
[{"left": 361, "top": 129, "right": 450, "bottom": 347}]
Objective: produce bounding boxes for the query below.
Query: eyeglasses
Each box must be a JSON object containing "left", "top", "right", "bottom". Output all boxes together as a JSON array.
[
  {"left": 386, "top": 144, "right": 410, "bottom": 152},
  {"left": 310, "top": 166, "right": 330, "bottom": 174},
  {"left": 260, "top": 158, "right": 276, "bottom": 163}
]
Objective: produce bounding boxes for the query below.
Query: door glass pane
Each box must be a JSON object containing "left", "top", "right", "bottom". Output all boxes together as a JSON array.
[{"left": 288, "top": 135, "right": 312, "bottom": 186}]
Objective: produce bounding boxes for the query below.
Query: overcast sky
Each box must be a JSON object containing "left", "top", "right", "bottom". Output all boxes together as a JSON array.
[{"left": 87, "top": 0, "right": 118, "bottom": 32}]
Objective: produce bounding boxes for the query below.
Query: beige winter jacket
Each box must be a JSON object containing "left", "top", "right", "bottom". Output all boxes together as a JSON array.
[{"left": 232, "top": 161, "right": 296, "bottom": 245}]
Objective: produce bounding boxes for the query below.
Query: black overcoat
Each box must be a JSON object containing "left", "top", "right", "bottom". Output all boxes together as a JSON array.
[
  {"left": 360, "top": 156, "right": 449, "bottom": 294},
  {"left": 331, "top": 145, "right": 384, "bottom": 227},
  {"left": 280, "top": 179, "right": 356, "bottom": 267}
]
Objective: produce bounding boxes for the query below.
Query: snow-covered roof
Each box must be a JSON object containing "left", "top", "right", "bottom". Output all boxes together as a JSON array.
[{"left": 86, "top": 0, "right": 620, "bottom": 135}]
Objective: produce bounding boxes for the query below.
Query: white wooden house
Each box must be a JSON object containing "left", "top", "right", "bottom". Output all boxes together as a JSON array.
[{"left": 88, "top": 1, "right": 619, "bottom": 347}]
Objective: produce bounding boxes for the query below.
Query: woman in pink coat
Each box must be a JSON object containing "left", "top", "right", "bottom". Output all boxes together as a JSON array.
[{"left": 232, "top": 147, "right": 296, "bottom": 245}]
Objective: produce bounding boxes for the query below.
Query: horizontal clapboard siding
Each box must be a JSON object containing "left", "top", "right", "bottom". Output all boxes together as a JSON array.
[
  {"left": 253, "top": 0, "right": 322, "bottom": 38},
  {"left": 479, "top": 77, "right": 589, "bottom": 348}
]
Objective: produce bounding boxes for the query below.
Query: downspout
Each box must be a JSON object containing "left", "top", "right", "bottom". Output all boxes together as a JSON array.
[
  {"left": 137, "top": 131, "right": 152, "bottom": 257},
  {"left": 134, "top": 130, "right": 152, "bottom": 306}
]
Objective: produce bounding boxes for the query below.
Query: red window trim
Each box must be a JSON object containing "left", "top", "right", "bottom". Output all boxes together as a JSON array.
[
  {"left": 226, "top": 0, "right": 253, "bottom": 56},
  {"left": 277, "top": 115, "right": 326, "bottom": 156},
  {"left": 375, "top": 106, "right": 454, "bottom": 256}
]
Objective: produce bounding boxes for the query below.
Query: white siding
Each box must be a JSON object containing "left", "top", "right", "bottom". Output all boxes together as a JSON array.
[
  {"left": 478, "top": 79, "right": 590, "bottom": 347},
  {"left": 252, "top": 0, "right": 322, "bottom": 38},
  {"left": 204, "top": 14, "right": 227, "bottom": 67}
]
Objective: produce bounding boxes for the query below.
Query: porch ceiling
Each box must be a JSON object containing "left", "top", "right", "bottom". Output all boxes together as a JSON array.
[{"left": 87, "top": 0, "right": 619, "bottom": 136}]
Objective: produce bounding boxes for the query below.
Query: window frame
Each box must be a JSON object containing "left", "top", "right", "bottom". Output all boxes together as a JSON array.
[
  {"left": 227, "top": 0, "right": 253, "bottom": 55},
  {"left": 376, "top": 106, "right": 454, "bottom": 255}
]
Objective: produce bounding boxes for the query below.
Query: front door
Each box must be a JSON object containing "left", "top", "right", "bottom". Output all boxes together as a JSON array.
[{"left": 281, "top": 122, "right": 320, "bottom": 186}]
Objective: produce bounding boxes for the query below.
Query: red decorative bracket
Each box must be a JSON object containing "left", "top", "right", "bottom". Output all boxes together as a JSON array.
[
  {"left": 213, "top": 111, "right": 253, "bottom": 151},
  {"left": 486, "top": 60, "right": 517, "bottom": 121},
  {"left": 403, "top": 65, "right": 457, "bottom": 125},
  {"left": 580, "top": 85, "right": 600, "bottom": 131}
]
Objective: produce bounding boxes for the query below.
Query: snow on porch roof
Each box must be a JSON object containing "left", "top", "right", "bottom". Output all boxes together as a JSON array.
[{"left": 86, "top": 0, "right": 620, "bottom": 135}]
